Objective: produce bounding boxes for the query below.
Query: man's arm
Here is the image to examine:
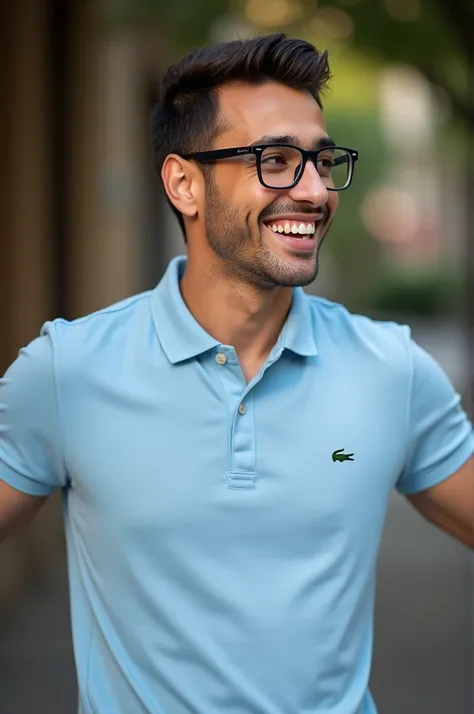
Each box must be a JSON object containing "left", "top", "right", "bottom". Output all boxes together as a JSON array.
[
  {"left": 0, "top": 324, "right": 67, "bottom": 543},
  {"left": 0, "top": 480, "right": 48, "bottom": 543},
  {"left": 406, "top": 456, "right": 474, "bottom": 548},
  {"left": 395, "top": 332, "right": 473, "bottom": 546}
]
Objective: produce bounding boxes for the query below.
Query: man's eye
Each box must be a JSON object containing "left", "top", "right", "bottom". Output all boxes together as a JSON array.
[
  {"left": 318, "top": 156, "right": 334, "bottom": 169},
  {"left": 261, "top": 154, "right": 287, "bottom": 165}
]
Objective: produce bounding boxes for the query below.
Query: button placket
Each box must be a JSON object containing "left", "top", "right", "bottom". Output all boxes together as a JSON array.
[
  {"left": 228, "top": 388, "right": 256, "bottom": 487},
  {"left": 213, "top": 346, "right": 283, "bottom": 490}
]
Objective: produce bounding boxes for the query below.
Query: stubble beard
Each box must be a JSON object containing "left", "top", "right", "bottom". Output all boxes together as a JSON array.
[{"left": 203, "top": 178, "right": 326, "bottom": 290}]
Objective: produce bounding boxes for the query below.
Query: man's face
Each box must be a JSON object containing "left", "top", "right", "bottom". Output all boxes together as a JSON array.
[{"left": 201, "top": 81, "right": 339, "bottom": 289}]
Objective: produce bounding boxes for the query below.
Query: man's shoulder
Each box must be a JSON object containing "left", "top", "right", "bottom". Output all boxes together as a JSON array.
[
  {"left": 305, "top": 293, "right": 412, "bottom": 362},
  {"left": 42, "top": 289, "right": 154, "bottom": 361}
]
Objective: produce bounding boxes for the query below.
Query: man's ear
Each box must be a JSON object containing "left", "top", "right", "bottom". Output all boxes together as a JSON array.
[{"left": 161, "top": 154, "right": 202, "bottom": 220}]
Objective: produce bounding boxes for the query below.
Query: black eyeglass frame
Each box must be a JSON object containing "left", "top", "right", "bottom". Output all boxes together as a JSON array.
[{"left": 182, "top": 144, "right": 359, "bottom": 191}]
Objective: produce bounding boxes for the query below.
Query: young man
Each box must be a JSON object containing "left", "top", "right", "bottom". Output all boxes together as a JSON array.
[{"left": 0, "top": 33, "right": 473, "bottom": 714}]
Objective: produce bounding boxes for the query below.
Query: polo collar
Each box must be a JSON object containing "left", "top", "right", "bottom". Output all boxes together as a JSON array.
[
  {"left": 278, "top": 280, "right": 319, "bottom": 357},
  {"left": 150, "top": 256, "right": 220, "bottom": 364},
  {"left": 151, "top": 255, "right": 318, "bottom": 364}
]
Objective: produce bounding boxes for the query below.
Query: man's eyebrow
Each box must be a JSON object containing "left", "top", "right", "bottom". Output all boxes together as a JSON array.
[
  {"left": 249, "top": 134, "right": 336, "bottom": 149},
  {"left": 316, "top": 136, "right": 336, "bottom": 149},
  {"left": 250, "top": 134, "right": 299, "bottom": 147}
]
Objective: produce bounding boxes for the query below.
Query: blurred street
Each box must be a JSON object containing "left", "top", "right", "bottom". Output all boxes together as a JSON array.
[{"left": 0, "top": 319, "right": 472, "bottom": 714}]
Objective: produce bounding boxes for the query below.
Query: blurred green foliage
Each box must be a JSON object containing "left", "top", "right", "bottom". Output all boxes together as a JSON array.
[
  {"left": 105, "top": 0, "right": 234, "bottom": 54},
  {"left": 320, "top": 110, "right": 385, "bottom": 309},
  {"left": 110, "top": 0, "right": 472, "bottom": 122},
  {"left": 367, "top": 264, "right": 462, "bottom": 316},
  {"left": 313, "top": 0, "right": 472, "bottom": 124}
]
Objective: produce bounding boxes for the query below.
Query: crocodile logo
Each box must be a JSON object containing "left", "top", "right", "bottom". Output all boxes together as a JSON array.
[{"left": 332, "top": 448, "right": 354, "bottom": 462}]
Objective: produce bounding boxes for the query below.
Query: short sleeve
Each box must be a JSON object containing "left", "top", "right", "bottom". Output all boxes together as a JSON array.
[
  {"left": 0, "top": 322, "right": 68, "bottom": 495},
  {"left": 396, "top": 336, "right": 474, "bottom": 495}
]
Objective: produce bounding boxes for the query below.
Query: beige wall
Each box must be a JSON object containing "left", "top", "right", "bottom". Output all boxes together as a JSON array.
[
  {"left": 66, "top": 1, "right": 148, "bottom": 317},
  {"left": 67, "top": 15, "right": 181, "bottom": 316},
  {"left": 93, "top": 32, "right": 148, "bottom": 307}
]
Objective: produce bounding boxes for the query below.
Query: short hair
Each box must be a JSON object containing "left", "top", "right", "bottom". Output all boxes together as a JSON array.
[{"left": 151, "top": 33, "right": 331, "bottom": 240}]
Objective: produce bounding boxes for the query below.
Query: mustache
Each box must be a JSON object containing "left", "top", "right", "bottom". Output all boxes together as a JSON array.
[{"left": 259, "top": 203, "right": 329, "bottom": 222}]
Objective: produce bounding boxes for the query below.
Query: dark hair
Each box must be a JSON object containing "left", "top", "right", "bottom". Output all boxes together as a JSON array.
[{"left": 151, "top": 33, "right": 331, "bottom": 240}]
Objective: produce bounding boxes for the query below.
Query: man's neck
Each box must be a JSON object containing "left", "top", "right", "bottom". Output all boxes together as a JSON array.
[{"left": 179, "top": 259, "right": 293, "bottom": 367}]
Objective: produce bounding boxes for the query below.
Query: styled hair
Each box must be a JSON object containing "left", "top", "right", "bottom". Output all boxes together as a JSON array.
[{"left": 151, "top": 33, "right": 331, "bottom": 239}]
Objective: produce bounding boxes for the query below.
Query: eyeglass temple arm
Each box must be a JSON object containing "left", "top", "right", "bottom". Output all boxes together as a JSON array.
[
  {"left": 184, "top": 147, "right": 252, "bottom": 162},
  {"left": 307, "top": 149, "right": 355, "bottom": 166},
  {"left": 332, "top": 154, "right": 351, "bottom": 166}
]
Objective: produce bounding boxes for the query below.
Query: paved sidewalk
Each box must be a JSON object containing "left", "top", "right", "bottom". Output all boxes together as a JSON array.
[{"left": 0, "top": 551, "right": 77, "bottom": 713}]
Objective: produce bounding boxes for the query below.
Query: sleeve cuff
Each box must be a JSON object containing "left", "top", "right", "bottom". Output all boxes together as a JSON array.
[
  {"left": 396, "top": 431, "right": 474, "bottom": 495},
  {"left": 0, "top": 458, "right": 58, "bottom": 497}
]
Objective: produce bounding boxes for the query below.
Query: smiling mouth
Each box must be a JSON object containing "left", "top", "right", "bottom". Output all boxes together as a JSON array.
[
  {"left": 261, "top": 214, "right": 327, "bottom": 241},
  {"left": 264, "top": 220, "right": 316, "bottom": 239}
]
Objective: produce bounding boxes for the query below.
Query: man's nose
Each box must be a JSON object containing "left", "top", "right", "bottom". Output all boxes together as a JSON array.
[{"left": 288, "top": 160, "right": 329, "bottom": 207}]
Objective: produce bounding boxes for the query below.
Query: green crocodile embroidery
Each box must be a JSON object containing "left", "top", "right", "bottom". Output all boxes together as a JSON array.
[{"left": 332, "top": 448, "right": 354, "bottom": 462}]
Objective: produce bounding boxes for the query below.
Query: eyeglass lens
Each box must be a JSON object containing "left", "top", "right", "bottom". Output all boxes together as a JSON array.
[{"left": 260, "top": 146, "right": 350, "bottom": 189}]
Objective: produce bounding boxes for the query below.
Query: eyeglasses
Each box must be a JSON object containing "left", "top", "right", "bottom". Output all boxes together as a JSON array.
[{"left": 183, "top": 144, "right": 359, "bottom": 191}]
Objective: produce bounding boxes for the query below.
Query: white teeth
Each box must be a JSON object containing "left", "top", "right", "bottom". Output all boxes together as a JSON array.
[{"left": 267, "top": 222, "right": 316, "bottom": 235}]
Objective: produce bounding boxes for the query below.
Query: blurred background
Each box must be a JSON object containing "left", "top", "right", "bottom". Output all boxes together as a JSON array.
[{"left": 0, "top": 0, "right": 473, "bottom": 712}]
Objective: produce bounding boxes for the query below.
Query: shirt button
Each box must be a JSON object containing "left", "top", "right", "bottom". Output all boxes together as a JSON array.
[
  {"left": 238, "top": 403, "right": 247, "bottom": 415},
  {"left": 215, "top": 353, "right": 227, "bottom": 365}
]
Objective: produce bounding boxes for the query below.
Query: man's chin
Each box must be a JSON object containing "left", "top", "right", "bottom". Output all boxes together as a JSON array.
[{"left": 268, "top": 256, "right": 320, "bottom": 288}]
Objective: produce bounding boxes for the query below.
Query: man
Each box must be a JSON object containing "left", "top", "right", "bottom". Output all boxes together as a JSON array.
[{"left": 0, "top": 33, "right": 472, "bottom": 714}]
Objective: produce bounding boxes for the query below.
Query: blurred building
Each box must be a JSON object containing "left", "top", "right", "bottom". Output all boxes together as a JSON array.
[
  {"left": 0, "top": 0, "right": 183, "bottom": 608},
  {"left": 362, "top": 65, "right": 463, "bottom": 268}
]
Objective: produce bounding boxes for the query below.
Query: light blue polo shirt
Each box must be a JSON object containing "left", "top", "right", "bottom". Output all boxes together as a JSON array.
[{"left": 1, "top": 255, "right": 473, "bottom": 714}]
